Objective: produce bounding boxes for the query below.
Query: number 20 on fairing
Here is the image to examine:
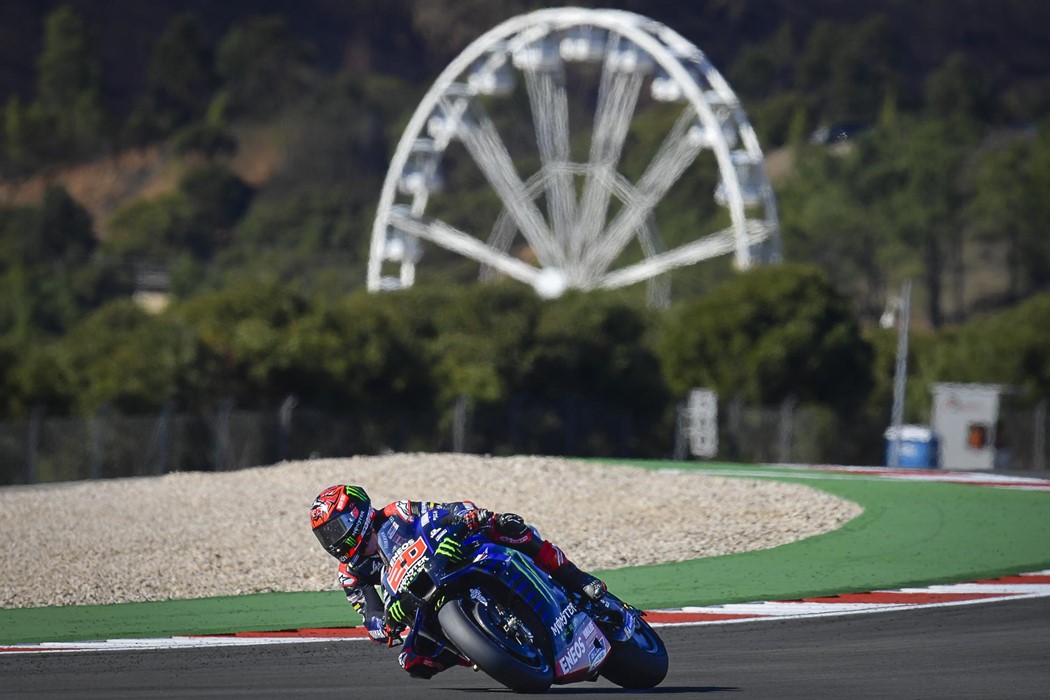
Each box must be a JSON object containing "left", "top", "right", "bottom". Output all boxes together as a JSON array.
[{"left": 387, "top": 536, "right": 427, "bottom": 591}]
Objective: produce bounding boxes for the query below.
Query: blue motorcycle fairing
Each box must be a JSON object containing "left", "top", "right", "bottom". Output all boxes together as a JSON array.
[{"left": 375, "top": 507, "right": 613, "bottom": 683}]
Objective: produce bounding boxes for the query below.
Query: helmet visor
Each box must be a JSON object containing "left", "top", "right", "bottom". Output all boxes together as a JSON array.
[{"left": 314, "top": 505, "right": 374, "bottom": 560}]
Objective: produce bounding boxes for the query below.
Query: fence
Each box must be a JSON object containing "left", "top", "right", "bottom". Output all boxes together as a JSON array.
[{"left": 2, "top": 395, "right": 1047, "bottom": 485}]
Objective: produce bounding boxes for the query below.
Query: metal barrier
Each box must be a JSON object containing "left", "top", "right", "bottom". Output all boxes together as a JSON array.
[{"left": 2, "top": 395, "right": 1046, "bottom": 485}]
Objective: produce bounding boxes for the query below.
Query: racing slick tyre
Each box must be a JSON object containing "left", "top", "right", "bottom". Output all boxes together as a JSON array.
[
  {"left": 599, "top": 615, "right": 668, "bottom": 689},
  {"left": 438, "top": 591, "right": 553, "bottom": 694}
]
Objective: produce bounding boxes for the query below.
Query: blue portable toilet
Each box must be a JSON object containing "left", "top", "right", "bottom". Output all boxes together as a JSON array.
[{"left": 884, "top": 424, "right": 939, "bottom": 468}]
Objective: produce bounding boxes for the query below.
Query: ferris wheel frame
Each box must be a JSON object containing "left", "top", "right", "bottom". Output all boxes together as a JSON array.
[{"left": 367, "top": 7, "right": 781, "bottom": 300}]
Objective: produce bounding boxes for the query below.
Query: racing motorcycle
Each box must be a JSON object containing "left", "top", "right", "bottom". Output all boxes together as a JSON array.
[{"left": 375, "top": 506, "right": 668, "bottom": 693}]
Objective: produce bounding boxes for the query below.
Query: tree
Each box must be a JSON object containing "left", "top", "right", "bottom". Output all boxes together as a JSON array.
[
  {"left": 0, "top": 188, "right": 123, "bottom": 338},
  {"left": 36, "top": 185, "right": 96, "bottom": 267},
  {"left": 919, "top": 292, "right": 1050, "bottom": 402},
  {"left": 173, "top": 277, "right": 310, "bottom": 406},
  {"left": 967, "top": 130, "right": 1050, "bottom": 300},
  {"left": 412, "top": 282, "right": 540, "bottom": 406},
  {"left": 729, "top": 24, "right": 796, "bottom": 98},
  {"left": 105, "top": 164, "right": 252, "bottom": 261},
  {"left": 797, "top": 16, "right": 899, "bottom": 126},
  {"left": 34, "top": 5, "right": 104, "bottom": 157},
  {"left": 50, "top": 301, "right": 192, "bottom": 412},
  {"left": 525, "top": 292, "right": 666, "bottom": 407},
  {"left": 926, "top": 52, "right": 991, "bottom": 123},
  {"left": 779, "top": 116, "right": 979, "bottom": 326},
  {"left": 214, "top": 16, "right": 316, "bottom": 119},
  {"left": 2, "top": 95, "right": 27, "bottom": 170},
  {"left": 278, "top": 291, "right": 433, "bottom": 414},
  {"left": 148, "top": 14, "right": 216, "bottom": 128},
  {"left": 178, "top": 163, "right": 254, "bottom": 235},
  {"left": 658, "top": 264, "right": 874, "bottom": 412},
  {"left": 124, "top": 13, "right": 217, "bottom": 143}
]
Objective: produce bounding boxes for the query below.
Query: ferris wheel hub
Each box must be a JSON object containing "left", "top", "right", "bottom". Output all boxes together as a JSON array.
[{"left": 533, "top": 268, "right": 568, "bottom": 299}]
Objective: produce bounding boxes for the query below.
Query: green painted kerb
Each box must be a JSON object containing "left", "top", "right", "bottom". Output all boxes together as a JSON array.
[{"left": 2, "top": 461, "right": 1048, "bottom": 644}]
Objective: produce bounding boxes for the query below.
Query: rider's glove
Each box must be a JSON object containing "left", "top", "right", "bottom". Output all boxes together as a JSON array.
[
  {"left": 459, "top": 507, "right": 492, "bottom": 533},
  {"left": 385, "top": 623, "right": 406, "bottom": 647},
  {"left": 493, "top": 512, "right": 528, "bottom": 538},
  {"left": 366, "top": 614, "right": 406, "bottom": 646}
]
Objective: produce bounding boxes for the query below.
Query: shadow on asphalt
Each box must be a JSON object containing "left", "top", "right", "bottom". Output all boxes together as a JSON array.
[{"left": 452, "top": 686, "right": 741, "bottom": 694}]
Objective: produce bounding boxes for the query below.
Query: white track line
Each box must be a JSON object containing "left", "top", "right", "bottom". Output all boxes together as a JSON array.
[{"left": 5, "top": 573, "right": 1050, "bottom": 654}]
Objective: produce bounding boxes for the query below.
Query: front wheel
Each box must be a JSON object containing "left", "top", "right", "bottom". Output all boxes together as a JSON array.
[
  {"left": 599, "top": 615, "right": 668, "bottom": 689},
  {"left": 438, "top": 594, "right": 553, "bottom": 694}
]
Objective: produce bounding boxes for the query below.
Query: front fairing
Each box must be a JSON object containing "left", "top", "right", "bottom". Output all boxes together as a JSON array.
[{"left": 377, "top": 507, "right": 479, "bottom": 599}]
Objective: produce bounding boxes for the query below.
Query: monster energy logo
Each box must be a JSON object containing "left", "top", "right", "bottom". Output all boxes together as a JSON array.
[
  {"left": 344, "top": 485, "right": 368, "bottom": 501},
  {"left": 388, "top": 600, "right": 406, "bottom": 623},
  {"left": 435, "top": 538, "right": 463, "bottom": 562},
  {"left": 510, "top": 555, "right": 559, "bottom": 609}
]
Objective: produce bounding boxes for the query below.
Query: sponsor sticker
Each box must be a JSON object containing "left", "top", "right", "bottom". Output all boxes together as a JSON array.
[
  {"left": 557, "top": 635, "right": 587, "bottom": 675},
  {"left": 551, "top": 603, "right": 577, "bottom": 636}
]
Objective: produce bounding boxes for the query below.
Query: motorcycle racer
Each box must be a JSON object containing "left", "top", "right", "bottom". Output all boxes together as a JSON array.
[{"left": 310, "top": 483, "right": 607, "bottom": 679}]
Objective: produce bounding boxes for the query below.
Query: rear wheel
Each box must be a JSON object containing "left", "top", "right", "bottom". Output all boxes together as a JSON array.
[
  {"left": 438, "top": 587, "right": 553, "bottom": 694},
  {"left": 599, "top": 615, "right": 668, "bottom": 689}
]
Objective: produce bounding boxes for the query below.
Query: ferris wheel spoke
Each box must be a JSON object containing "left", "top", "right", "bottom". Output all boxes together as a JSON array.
[
  {"left": 585, "top": 107, "right": 702, "bottom": 276},
  {"left": 480, "top": 208, "right": 520, "bottom": 282},
  {"left": 450, "top": 98, "right": 566, "bottom": 269},
  {"left": 597, "top": 221, "right": 772, "bottom": 290},
  {"left": 523, "top": 71, "right": 576, "bottom": 248},
  {"left": 390, "top": 210, "right": 540, "bottom": 286},
  {"left": 575, "top": 51, "right": 645, "bottom": 264}
]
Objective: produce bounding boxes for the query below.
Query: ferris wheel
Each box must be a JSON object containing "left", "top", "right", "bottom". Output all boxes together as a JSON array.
[{"left": 368, "top": 7, "right": 780, "bottom": 304}]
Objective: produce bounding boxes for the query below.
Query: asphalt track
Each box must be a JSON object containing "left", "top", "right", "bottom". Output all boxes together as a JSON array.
[{"left": 3, "top": 595, "right": 1048, "bottom": 699}]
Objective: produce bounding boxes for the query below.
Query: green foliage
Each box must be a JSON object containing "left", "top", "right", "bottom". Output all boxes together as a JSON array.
[
  {"left": 213, "top": 16, "right": 317, "bottom": 120},
  {"left": 148, "top": 14, "right": 216, "bottom": 127},
  {"left": 179, "top": 163, "right": 254, "bottom": 233},
  {"left": 967, "top": 129, "right": 1050, "bottom": 298},
  {"left": 36, "top": 186, "right": 96, "bottom": 266},
  {"left": 47, "top": 300, "right": 219, "bottom": 413},
  {"left": 407, "top": 282, "right": 541, "bottom": 405},
  {"left": 173, "top": 277, "right": 309, "bottom": 404},
  {"left": 33, "top": 6, "right": 104, "bottom": 159},
  {"left": 3, "top": 95, "right": 27, "bottom": 170},
  {"left": 123, "top": 13, "right": 217, "bottom": 144},
  {"left": 0, "top": 188, "right": 129, "bottom": 338},
  {"left": 232, "top": 190, "right": 361, "bottom": 254},
  {"left": 659, "top": 264, "right": 874, "bottom": 411},
  {"left": 920, "top": 293, "right": 1050, "bottom": 402},
  {"left": 926, "top": 52, "right": 992, "bottom": 123},
  {"left": 0, "top": 335, "right": 33, "bottom": 416},
  {"left": 165, "top": 278, "right": 434, "bottom": 414},
  {"left": 105, "top": 194, "right": 194, "bottom": 258},
  {"left": 278, "top": 291, "right": 433, "bottom": 412},
  {"left": 105, "top": 163, "right": 252, "bottom": 260},
  {"left": 779, "top": 116, "right": 980, "bottom": 324},
  {"left": 527, "top": 292, "right": 666, "bottom": 407}
]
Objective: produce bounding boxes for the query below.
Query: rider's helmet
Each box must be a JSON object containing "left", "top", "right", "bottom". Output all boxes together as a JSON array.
[{"left": 310, "top": 484, "right": 376, "bottom": 564}]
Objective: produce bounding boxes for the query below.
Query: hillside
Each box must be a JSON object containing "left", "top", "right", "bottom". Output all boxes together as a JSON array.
[{"left": 1, "top": 1, "right": 1049, "bottom": 469}]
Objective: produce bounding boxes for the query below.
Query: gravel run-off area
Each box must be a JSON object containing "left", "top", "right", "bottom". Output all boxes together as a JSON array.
[{"left": 0, "top": 454, "right": 862, "bottom": 609}]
